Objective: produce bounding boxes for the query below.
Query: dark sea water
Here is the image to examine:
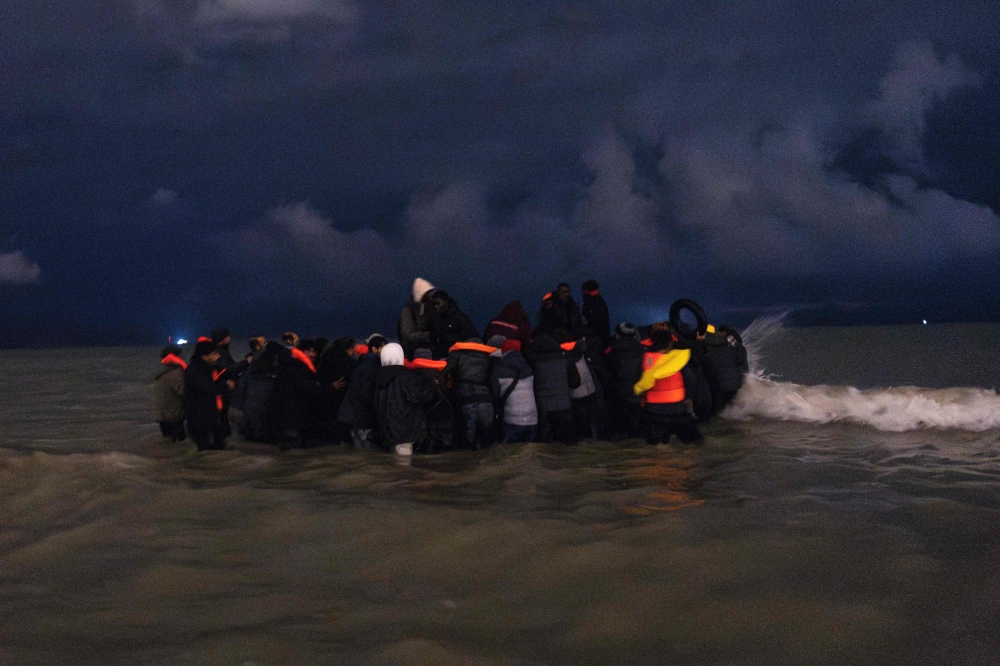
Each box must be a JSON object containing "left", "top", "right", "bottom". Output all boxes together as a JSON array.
[{"left": 2, "top": 322, "right": 1000, "bottom": 665}]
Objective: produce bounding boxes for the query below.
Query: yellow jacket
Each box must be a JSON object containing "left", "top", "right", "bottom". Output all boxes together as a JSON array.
[{"left": 633, "top": 348, "right": 691, "bottom": 396}]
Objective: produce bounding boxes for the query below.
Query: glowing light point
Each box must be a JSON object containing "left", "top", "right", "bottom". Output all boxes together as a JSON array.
[
  {"left": 922, "top": 320, "right": 927, "bottom": 325},
  {"left": 177, "top": 338, "right": 188, "bottom": 345}
]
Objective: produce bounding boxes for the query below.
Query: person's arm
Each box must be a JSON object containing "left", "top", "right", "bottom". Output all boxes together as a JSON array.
[{"left": 567, "top": 358, "right": 581, "bottom": 389}]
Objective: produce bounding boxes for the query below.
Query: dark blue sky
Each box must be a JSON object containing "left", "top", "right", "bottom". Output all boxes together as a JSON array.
[{"left": 2, "top": 1, "right": 1000, "bottom": 346}]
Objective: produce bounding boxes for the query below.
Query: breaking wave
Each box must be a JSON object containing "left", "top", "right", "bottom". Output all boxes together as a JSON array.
[
  {"left": 724, "top": 376, "right": 1000, "bottom": 432},
  {"left": 727, "top": 313, "right": 1000, "bottom": 432}
]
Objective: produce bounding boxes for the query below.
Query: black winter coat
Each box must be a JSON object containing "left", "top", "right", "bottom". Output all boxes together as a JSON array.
[
  {"left": 582, "top": 293, "right": 611, "bottom": 345},
  {"left": 184, "top": 358, "right": 227, "bottom": 436},
  {"left": 374, "top": 366, "right": 437, "bottom": 448},
  {"left": 274, "top": 353, "right": 322, "bottom": 431},
  {"left": 607, "top": 337, "right": 646, "bottom": 404},
  {"left": 444, "top": 348, "right": 493, "bottom": 404},
  {"left": 528, "top": 335, "right": 581, "bottom": 412},
  {"left": 674, "top": 340, "right": 713, "bottom": 421},
  {"left": 430, "top": 303, "right": 479, "bottom": 359},
  {"left": 538, "top": 296, "right": 582, "bottom": 338},
  {"left": 338, "top": 353, "right": 380, "bottom": 428},
  {"left": 703, "top": 334, "right": 749, "bottom": 394}
]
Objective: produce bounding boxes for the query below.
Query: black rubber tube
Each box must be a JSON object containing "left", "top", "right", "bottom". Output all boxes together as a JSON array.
[{"left": 669, "top": 299, "right": 708, "bottom": 340}]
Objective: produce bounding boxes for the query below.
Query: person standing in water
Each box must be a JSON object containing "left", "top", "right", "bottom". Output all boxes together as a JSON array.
[
  {"left": 633, "top": 328, "right": 702, "bottom": 446},
  {"left": 154, "top": 345, "right": 187, "bottom": 441},
  {"left": 184, "top": 339, "right": 235, "bottom": 451}
]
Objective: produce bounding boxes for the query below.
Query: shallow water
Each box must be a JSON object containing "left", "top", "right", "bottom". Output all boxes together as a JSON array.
[{"left": 2, "top": 334, "right": 1000, "bottom": 665}]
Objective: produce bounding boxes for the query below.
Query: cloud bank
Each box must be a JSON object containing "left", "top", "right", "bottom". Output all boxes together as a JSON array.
[{"left": 0, "top": 252, "right": 41, "bottom": 285}]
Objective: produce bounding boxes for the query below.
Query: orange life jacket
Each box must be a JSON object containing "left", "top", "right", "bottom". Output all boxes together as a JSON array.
[
  {"left": 560, "top": 341, "right": 577, "bottom": 351},
  {"left": 290, "top": 348, "right": 317, "bottom": 374},
  {"left": 354, "top": 344, "right": 369, "bottom": 356},
  {"left": 405, "top": 358, "right": 447, "bottom": 371},
  {"left": 160, "top": 354, "right": 187, "bottom": 370},
  {"left": 211, "top": 369, "right": 225, "bottom": 412},
  {"left": 448, "top": 342, "right": 498, "bottom": 355},
  {"left": 641, "top": 352, "right": 685, "bottom": 404}
]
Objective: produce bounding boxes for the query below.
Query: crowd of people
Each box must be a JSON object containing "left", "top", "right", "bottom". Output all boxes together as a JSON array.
[{"left": 153, "top": 278, "right": 749, "bottom": 455}]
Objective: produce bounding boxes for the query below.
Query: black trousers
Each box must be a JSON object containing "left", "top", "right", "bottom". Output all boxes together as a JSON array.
[
  {"left": 191, "top": 427, "right": 227, "bottom": 451},
  {"left": 158, "top": 421, "right": 187, "bottom": 441},
  {"left": 644, "top": 410, "right": 702, "bottom": 445},
  {"left": 538, "top": 409, "right": 576, "bottom": 444}
]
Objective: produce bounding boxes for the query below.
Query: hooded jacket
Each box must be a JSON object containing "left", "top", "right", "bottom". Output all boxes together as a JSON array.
[
  {"left": 483, "top": 301, "right": 533, "bottom": 350},
  {"left": 398, "top": 277, "right": 436, "bottom": 358},
  {"left": 154, "top": 360, "right": 185, "bottom": 422},
  {"left": 528, "top": 335, "right": 581, "bottom": 412},
  {"left": 430, "top": 298, "right": 479, "bottom": 359},
  {"left": 490, "top": 349, "right": 538, "bottom": 426},
  {"left": 374, "top": 344, "right": 437, "bottom": 447}
]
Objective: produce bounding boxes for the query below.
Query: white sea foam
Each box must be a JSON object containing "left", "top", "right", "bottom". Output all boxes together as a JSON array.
[
  {"left": 729, "top": 314, "right": 1000, "bottom": 432},
  {"left": 724, "top": 375, "right": 1000, "bottom": 432}
]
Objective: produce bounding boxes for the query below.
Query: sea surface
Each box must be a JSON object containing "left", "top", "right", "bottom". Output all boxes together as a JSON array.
[{"left": 2, "top": 322, "right": 1000, "bottom": 665}]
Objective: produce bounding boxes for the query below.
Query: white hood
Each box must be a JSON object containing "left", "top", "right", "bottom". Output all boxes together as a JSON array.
[
  {"left": 412, "top": 277, "right": 435, "bottom": 303},
  {"left": 380, "top": 343, "right": 405, "bottom": 367}
]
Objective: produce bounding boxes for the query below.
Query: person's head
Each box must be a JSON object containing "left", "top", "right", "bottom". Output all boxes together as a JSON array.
[
  {"left": 380, "top": 343, "right": 405, "bottom": 367},
  {"left": 296, "top": 338, "right": 317, "bottom": 359},
  {"left": 367, "top": 335, "right": 388, "bottom": 354},
  {"left": 248, "top": 336, "right": 266, "bottom": 352},
  {"left": 615, "top": 322, "right": 636, "bottom": 339},
  {"left": 194, "top": 340, "right": 219, "bottom": 364},
  {"left": 210, "top": 327, "right": 231, "bottom": 346},
  {"left": 650, "top": 328, "right": 674, "bottom": 352},
  {"left": 431, "top": 290, "right": 451, "bottom": 314},
  {"left": 582, "top": 279, "right": 599, "bottom": 294},
  {"left": 651, "top": 321, "right": 671, "bottom": 334},
  {"left": 555, "top": 283, "right": 571, "bottom": 301},
  {"left": 412, "top": 277, "right": 436, "bottom": 304},
  {"left": 161, "top": 345, "right": 183, "bottom": 359},
  {"left": 542, "top": 292, "right": 555, "bottom": 309},
  {"left": 281, "top": 331, "right": 299, "bottom": 347},
  {"left": 486, "top": 335, "right": 506, "bottom": 348},
  {"left": 330, "top": 337, "right": 356, "bottom": 358}
]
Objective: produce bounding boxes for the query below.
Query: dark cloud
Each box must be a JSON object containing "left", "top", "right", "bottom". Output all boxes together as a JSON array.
[{"left": 1, "top": 0, "right": 1000, "bottom": 344}]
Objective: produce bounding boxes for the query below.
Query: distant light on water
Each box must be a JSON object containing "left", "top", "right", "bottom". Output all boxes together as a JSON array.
[
  {"left": 176, "top": 338, "right": 188, "bottom": 345},
  {"left": 922, "top": 320, "right": 928, "bottom": 325}
]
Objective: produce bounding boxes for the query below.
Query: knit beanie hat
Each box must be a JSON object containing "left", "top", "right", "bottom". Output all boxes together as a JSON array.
[
  {"left": 500, "top": 339, "right": 522, "bottom": 354},
  {"left": 194, "top": 340, "right": 217, "bottom": 358},
  {"left": 616, "top": 322, "right": 637, "bottom": 338}
]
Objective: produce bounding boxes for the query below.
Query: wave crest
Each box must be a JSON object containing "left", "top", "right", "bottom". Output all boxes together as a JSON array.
[{"left": 724, "top": 375, "right": 1000, "bottom": 432}]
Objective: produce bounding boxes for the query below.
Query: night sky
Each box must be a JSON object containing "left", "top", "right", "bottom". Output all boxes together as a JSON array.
[{"left": 3, "top": 1, "right": 1000, "bottom": 347}]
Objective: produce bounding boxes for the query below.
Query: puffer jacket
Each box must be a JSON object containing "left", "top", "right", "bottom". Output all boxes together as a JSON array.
[
  {"left": 565, "top": 342, "right": 596, "bottom": 399},
  {"left": 490, "top": 350, "right": 538, "bottom": 426},
  {"left": 444, "top": 343, "right": 494, "bottom": 404}
]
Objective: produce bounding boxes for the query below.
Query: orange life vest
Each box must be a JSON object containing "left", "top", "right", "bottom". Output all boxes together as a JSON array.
[
  {"left": 160, "top": 354, "right": 187, "bottom": 370},
  {"left": 404, "top": 358, "right": 447, "bottom": 371},
  {"left": 641, "top": 352, "right": 685, "bottom": 404},
  {"left": 448, "top": 342, "right": 498, "bottom": 355},
  {"left": 290, "top": 348, "right": 317, "bottom": 374},
  {"left": 211, "top": 369, "right": 225, "bottom": 412},
  {"left": 560, "top": 341, "right": 577, "bottom": 351}
]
